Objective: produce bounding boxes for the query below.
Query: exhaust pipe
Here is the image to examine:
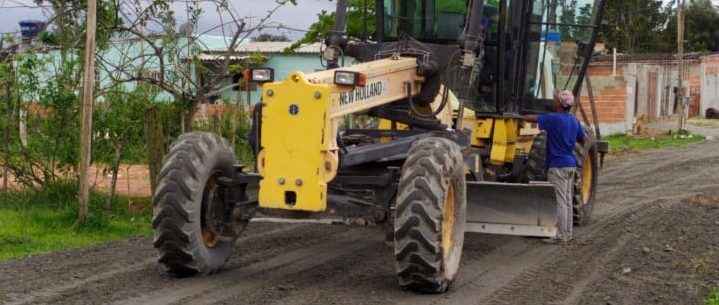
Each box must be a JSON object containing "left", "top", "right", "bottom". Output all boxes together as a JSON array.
[
  {"left": 461, "top": 0, "right": 485, "bottom": 69},
  {"left": 325, "top": 0, "right": 348, "bottom": 69}
]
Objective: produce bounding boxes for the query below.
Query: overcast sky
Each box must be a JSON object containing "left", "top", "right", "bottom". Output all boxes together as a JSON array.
[
  {"left": 0, "top": 0, "right": 336, "bottom": 39},
  {"left": 3, "top": 0, "right": 719, "bottom": 39}
]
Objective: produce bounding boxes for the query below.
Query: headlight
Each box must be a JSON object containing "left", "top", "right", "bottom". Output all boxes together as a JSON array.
[
  {"left": 245, "top": 68, "right": 274, "bottom": 83},
  {"left": 334, "top": 71, "right": 366, "bottom": 87}
]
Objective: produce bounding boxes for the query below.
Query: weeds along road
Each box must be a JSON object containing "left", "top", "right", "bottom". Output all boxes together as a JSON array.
[{"left": 2, "top": 140, "right": 719, "bottom": 305}]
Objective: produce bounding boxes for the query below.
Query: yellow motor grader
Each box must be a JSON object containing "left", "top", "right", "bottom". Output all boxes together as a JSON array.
[{"left": 152, "top": 0, "right": 608, "bottom": 293}]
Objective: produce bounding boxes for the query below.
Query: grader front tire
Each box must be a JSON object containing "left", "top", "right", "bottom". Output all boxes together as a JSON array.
[
  {"left": 394, "top": 137, "right": 467, "bottom": 294},
  {"left": 573, "top": 144, "right": 599, "bottom": 226},
  {"left": 152, "top": 132, "right": 243, "bottom": 276},
  {"left": 526, "top": 132, "right": 548, "bottom": 182}
]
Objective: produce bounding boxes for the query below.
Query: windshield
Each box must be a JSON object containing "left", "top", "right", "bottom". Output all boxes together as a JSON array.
[
  {"left": 383, "top": 0, "right": 468, "bottom": 42},
  {"left": 525, "top": 0, "right": 600, "bottom": 102}
]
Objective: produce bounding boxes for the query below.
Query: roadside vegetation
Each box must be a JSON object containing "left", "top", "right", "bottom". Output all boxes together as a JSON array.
[
  {"left": 605, "top": 133, "right": 705, "bottom": 153},
  {"left": 0, "top": 0, "right": 287, "bottom": 262},
  {"left": 707, "top": 289, "right": 719, "bottom": 305},
  {"left": 689, "top": 118, "right": 719, "bottom": 128},
  {"left": 0, "top": 181, "right": 151, "bottom": 261}
]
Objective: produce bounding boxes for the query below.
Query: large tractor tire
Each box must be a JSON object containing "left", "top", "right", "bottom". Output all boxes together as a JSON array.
[
  {"left": 526, "top": 132, "right": 548, "bottom": 182},
  {"left": 152, "top": 132, "right": 245, "bottom": 276},
  {"left": 394, "top": 137, "right": 467, "bottom": 293},
  {"left": 573, "top": 144, "right": 599, "bottom": 226}
]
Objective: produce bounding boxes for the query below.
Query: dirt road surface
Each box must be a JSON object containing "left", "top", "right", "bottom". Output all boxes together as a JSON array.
[{"left": 2, "top": 140, "right": 719, "bottom": 305}]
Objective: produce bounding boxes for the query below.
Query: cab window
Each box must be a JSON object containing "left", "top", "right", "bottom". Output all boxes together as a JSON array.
[{"left": 383, "top": 0, "right": 468, "bottom": 43}]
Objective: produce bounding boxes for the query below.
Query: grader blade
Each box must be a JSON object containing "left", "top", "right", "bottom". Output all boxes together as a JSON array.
[{"left": 465, "top": 182, "right": 559, "bottom": 238}]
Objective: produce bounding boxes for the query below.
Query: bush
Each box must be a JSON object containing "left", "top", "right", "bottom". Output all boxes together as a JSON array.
[
  {"left": 193, "top": 104, "right": 255, "bottom": 166},
  {"left": 707, "top": 289, "right": 719, "bottom": 305}
]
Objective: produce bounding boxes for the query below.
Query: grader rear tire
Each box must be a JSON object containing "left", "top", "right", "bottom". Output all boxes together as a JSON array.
[
  {"left": 394, "top": 137, "right": 467, "bottom": 294},
  {"left": 152, "top": 132, "right": 243, "bottom": 276}
]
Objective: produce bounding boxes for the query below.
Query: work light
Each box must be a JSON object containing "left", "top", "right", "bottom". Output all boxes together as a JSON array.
[
  {"left": 334, "top": 71, "right": 366, "bottom": 87},
  {"left": 246, "top": 68, "right": 275, "bottom": 83}
]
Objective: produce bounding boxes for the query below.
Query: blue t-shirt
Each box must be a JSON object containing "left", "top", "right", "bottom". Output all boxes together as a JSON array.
[{"left": 538, "top": 113, "right": 585, "bottom": 168}]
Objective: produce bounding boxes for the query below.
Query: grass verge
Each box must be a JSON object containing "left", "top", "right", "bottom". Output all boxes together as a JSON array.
[
  {"left": 0, "top": 181, "right": 152, "bottom": 262},
  {"left": 689, "top": 118, "right": 719, "bottom": 128},
  {"left": 605, "top": 133, "right": 705, "bottom": 153},
  {"left": 707, "top": 289, "right": 719, "bottom": 305}
]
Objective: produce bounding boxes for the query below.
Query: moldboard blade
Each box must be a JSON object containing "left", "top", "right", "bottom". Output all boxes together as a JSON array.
[{"left": 465, "top": 181, "right": 559, "bottom": 238}]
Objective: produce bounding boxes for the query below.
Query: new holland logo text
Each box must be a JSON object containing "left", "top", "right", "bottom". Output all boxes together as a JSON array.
[{"left": 339, "top": 81, "right": 386, "bottom": 106}]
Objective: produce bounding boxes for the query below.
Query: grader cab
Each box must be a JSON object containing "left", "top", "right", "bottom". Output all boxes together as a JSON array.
[{"left": 152, "top": 0, "right": 608, "bottom": 293}]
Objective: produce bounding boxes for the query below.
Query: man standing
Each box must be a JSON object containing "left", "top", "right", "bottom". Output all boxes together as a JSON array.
[{"left": 524, "top": 90, "right": 584, "bottom": 242}]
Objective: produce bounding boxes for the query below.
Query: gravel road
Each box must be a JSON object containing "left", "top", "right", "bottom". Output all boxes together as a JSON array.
[{"left": 2, "top": 140, "right": 718, "bottom": 305}]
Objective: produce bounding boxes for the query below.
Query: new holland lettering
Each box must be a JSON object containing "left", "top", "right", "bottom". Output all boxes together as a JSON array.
[{"left": 340, "top": 81, "right": 385, "bottom": 106}]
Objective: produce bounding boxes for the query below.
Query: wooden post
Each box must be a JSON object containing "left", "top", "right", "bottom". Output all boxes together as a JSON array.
[
  {"left": 78, "top": 0, "right": 98, "bottom": 224},
  {"left": 677, "top": 0, "right": 687, "bottom": 131}
]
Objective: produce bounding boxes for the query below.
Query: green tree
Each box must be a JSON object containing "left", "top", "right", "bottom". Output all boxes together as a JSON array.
[
  {"left": 599, "top": 0, "right": 671, "bottom": 53},
  {"left": 0, "top": 1, "right": 118, "bottom": 191},
  {"left": 0, "top": 52, "right": 82, "bottom": 188},
  {"left": 558, "top": 0, "right": 578, "bottom": 42},
  {"left": 288, "top": 0, "right": 375, "bottom": 52},
  {"left": 252, "top": 33, "right": 291, "bottom": 42},
  {"left": 664, "top": 0, "right": 719, "bottom": 52},
  {"left": 94, "top": 85, "right": 155, "bottom": 208}
]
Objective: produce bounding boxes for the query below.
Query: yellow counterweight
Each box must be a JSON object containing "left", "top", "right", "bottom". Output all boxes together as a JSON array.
[{"left": 257, "top": 57, "right": 423, "bottom": 212}]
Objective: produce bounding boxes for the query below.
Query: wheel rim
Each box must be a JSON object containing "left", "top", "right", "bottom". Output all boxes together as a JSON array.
[
  {"left": 201, "top": 173, "right": 223, "bottom": 249},
  {"left": 581, "top": 154, "right": 593, "bottom": 205},
  {"left": 441, "top": 183, "right": 456, "bottom": 262}
]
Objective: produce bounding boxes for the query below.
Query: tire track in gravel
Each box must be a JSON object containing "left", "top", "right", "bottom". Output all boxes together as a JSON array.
[
  {"left": 3, "top": 141, "right": 718, "bottom": 305},
  {"left": 196, "top": 143, "right": 719, "bottom": 305},
  {"left": 383, "top": 141, "right": 719, "bottom": 305},
  {"left": 482, "top": 199, "right": 679, "bottom": 305},
  {"left": 112, "top": 229, "right": 380, "bottom": 305},
  {"left": 160, "top": 141, "right": 719, "bottom": 305},
  {"left": 36, "top": 224, "right": 359, "bottom": 305},
  {"left": 476, "top": 141, "right": 719, "bottom": 305},
  {"left": 408, "top": 141, "right": 719, "bottom": 305},
  {"left": 6, "top": 223, "right": 356, "bottom": 305},
  {"left": 4, "top": 224, "right": 308, "bottom": 305}
]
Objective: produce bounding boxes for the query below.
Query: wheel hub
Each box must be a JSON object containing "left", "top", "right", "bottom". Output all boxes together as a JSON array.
[{"left": 201, "top": 174, "right": 226, "bottom": 249}]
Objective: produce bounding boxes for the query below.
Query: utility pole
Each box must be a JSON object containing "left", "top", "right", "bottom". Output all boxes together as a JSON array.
[
  {"left": 78, "top": 0, "right": 98, "bottom": 224},
  {"left": 677, "top": 0, "right": 687, "bottom": 131}
]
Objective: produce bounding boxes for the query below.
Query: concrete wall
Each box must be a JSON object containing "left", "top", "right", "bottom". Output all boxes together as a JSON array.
[{"left": 701, "top": 54, "right": 719, "bottom": 116}]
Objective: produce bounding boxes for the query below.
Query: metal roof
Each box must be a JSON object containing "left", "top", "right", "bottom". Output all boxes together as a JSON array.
[
  {"left": 196, "top": 53, "right": 250, "bottom": 62},
  {"left": 197, "top": 35, "right": 242, "bottom": 52},
  {"left": 234, "top": 42, "right": 322, "bottom": 54}
]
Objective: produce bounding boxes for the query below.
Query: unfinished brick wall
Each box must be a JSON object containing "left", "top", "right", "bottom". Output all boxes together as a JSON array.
[
  {"left": 580, "top": 65, "right": 627, "bottom": 125},
  {"left": 688, "top": 64, "right": 702, "bottom": 117}
]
